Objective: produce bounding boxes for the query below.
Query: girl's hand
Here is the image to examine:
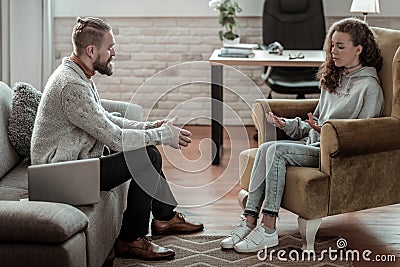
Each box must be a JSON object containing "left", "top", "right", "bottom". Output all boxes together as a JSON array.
[
  {"left": 266, "top": 112, "right": 286, "bottom": 128},
  {"left": 305, "top": 112, "right": 321, "bottom": 133}
]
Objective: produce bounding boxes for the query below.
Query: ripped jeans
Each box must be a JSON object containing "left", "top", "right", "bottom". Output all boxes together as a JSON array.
[{"left": 243, "top": 140, "right": 320, "bottom": 218}]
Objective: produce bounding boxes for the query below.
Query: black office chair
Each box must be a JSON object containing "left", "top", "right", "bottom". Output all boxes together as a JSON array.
[{"left": 262, "top": 0, "right": 326, "bottom": 99}]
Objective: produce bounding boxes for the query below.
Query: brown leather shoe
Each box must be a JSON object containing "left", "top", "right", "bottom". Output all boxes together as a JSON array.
[
  {"left": 151, "top": 212, "right": 204, "bottom": 235},
  {"left": 114, "top": 237, "right": 175, "bottom": 260}
]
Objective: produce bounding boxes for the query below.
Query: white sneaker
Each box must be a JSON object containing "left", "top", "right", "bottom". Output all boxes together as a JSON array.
[
  {"left": 233, "top": 224, "right": 279, "bottom": 253},
  {"left": 220, "top": 218, "right": 253, "bottom": 249}
]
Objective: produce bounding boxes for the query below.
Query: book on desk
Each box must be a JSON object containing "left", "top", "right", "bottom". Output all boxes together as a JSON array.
[{"left": 218, "top": 43, "right": 258, "bottom": 58}]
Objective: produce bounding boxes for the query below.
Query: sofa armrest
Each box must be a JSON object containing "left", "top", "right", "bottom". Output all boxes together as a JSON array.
[
  {"left": 253, "top": 99, "right": 319, "bottom": 145},
  {"left": 101, "top": 99, "right": 143, "bottom": 121},
  {"left": 0, "top": 201, "right": 88, "bottom": 243},
  {"left": 320, "top": 117, "right": 400, "bottom": 158}
]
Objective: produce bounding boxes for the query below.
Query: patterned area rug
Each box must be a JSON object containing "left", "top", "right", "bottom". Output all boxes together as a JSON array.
[{"left": 114, "top": 235, "right": 353, "bottom": 267}]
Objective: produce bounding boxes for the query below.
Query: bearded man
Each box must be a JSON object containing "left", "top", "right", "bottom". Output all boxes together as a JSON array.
[{"left": 31, "top": 17, "right": 203, "bottom": 261}]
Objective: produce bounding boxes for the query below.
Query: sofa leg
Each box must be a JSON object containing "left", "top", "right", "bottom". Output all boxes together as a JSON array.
[
  {"left": 237, "top": 189, "right": 249, "bottom": 210},
  {"left": 297, "top": 217, "right": 322, "bottom": 251}
]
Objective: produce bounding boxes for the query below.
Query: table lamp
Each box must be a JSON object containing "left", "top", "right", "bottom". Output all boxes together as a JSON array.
[{"left": 350, "top": 0, "right": 380, "bottom": 22}]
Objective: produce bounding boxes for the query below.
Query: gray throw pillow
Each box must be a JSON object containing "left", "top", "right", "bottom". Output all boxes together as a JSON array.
[{"left": 8, "top": 82, "right": 42, "bottom": 158}]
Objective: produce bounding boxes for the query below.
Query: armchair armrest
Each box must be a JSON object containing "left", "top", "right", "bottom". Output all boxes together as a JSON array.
[
  {"left": 253, "top": 99, "right": 319, "bottom": 145},
  {"left": 320, "top": 116, "right": 400, "bottom": 215},
  {"left": 320, "top": 116, "right": 400, "bottom": 158},
  {"left": 0, "top": 201, "right": 88, "bottom": 243},
  {"left": 101, "top": 99, "right": 143, "bottom": 121}
]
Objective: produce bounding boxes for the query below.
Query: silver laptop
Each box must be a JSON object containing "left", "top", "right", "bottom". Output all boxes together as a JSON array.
[{"left": 28, "top": 158, "right": 100, "bottom": 206}]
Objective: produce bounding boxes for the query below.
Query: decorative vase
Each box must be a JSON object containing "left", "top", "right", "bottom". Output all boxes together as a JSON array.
[{"left": 222, "top": 36, "right": 240, "bottom": 46}]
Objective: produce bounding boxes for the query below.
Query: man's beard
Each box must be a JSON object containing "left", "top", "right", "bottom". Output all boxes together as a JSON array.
[{"left": 94, "top": 56, "right": 113, "bottom": 76}]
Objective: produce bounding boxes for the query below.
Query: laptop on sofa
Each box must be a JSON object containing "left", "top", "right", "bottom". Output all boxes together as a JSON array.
[{"left": 28, "top": 158, "right": 100, "bottom": 206}]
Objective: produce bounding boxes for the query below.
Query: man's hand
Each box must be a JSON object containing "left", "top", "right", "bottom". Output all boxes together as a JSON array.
[
  {"left": 156, "top": 119, "right": 168, "bottom": 128},
  {"left": 163, "top": 116, "right": 192, "bottom": 149},
  {"left": 266, "top": 112, "right": 286, "bottom": 128},
  {"left": 305, "top": 112, "right": 321, "bottom": 133}
]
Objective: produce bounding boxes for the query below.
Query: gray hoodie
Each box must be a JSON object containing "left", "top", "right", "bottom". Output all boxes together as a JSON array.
[{"left": 282, "top": 66, "right": 384, "bottom": 145}]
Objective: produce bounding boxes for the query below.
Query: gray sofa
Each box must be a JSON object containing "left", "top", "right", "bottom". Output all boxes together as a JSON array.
[{"left": 0, "top": 81, "right": 143, "bottom": 267}]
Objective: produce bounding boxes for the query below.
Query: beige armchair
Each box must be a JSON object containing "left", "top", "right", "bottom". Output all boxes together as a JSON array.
[{"left": 238, "top": 27, "right": 400, "bottom": 251}]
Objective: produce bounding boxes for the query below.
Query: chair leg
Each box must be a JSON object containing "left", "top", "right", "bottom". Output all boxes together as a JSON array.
[
  {"left": 237, "top": 189, "right": 249, "bottom": 210},
  {"left": 297, "top": 217, "right": 322, "bottom": 251}
]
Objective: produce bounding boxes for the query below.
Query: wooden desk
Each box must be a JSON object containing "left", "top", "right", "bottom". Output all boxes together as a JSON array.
[{"left": 209, "top": 49, "right": 325, "bottom": 165}]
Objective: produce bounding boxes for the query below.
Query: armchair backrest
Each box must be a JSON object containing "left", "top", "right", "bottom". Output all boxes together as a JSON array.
[{"left": 371, "top": 27, "right": 400, "bottom": 117}]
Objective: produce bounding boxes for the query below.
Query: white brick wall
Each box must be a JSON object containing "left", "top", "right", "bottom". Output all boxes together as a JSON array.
[{"left": 54, "top": 16, "right": 400, "bottom": 125}]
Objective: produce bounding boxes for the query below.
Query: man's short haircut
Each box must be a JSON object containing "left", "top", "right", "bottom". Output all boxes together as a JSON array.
[{"left": 72, "top": 17, "right": 112, "bottom": 56}]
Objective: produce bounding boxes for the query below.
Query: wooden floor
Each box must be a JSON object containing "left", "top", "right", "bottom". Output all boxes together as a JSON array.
[{"left": 160, "top": 125, "right": 400, "bottom": 266}]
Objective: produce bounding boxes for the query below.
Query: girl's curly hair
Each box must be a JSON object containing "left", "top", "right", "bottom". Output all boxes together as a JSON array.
[{"left": 317, "top": 18, "right": 383, "bottom": 92}]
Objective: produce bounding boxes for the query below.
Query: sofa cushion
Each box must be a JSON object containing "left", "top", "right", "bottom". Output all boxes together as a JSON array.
[
  {"left": 8, "top": 82, "right": 42, "bottom": 158},
  {"left": 0, "top": 82, "right": 21, "bottom": 179},
  {"left": 0, "top": 159, "right": 30, "bottom": 201},
  {"left": 0, "top": 201, "right": 88, "bottom": 243},
  {"left": 0, "top": 233, "right": 87, "bottom": 267},
  {"left": 0, "top": 187, "right": 28, "bottom": 202}
]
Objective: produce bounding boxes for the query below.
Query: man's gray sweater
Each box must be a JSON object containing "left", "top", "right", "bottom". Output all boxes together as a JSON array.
[{"left": 31, "top": 57, "right": 173, "bottom": 165}]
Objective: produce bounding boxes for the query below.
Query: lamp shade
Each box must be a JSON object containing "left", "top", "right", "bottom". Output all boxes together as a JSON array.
[{"left": 350, "top": 0, "right": 380, "bottom": 14}]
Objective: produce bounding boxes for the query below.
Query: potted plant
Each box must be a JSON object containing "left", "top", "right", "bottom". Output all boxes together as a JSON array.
[{"left": 209, "top": 0, "right": 242, "bottom": 44}]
